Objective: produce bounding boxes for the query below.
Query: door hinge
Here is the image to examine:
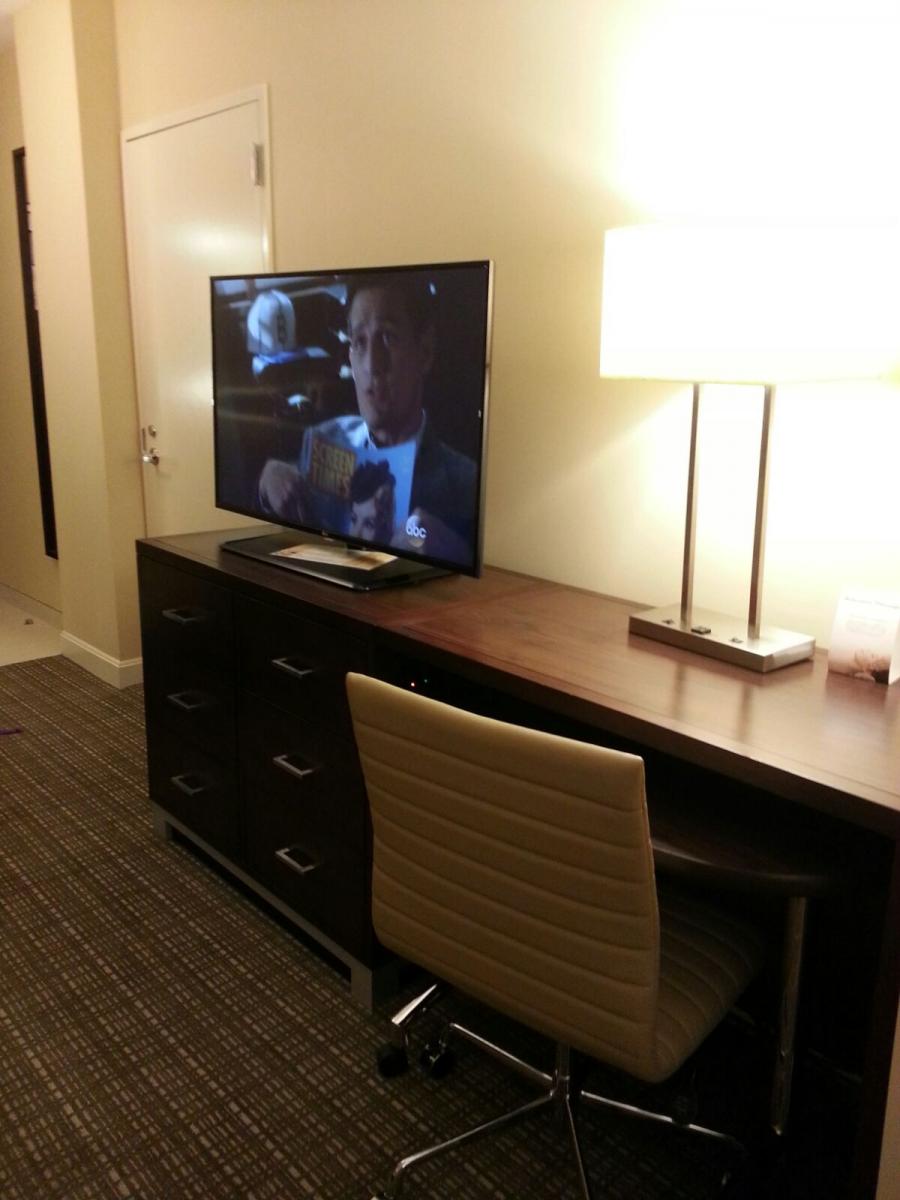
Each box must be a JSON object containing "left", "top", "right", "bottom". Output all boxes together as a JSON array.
[{"left": 251, "top": 142, "right": 265, "bottom": 187}]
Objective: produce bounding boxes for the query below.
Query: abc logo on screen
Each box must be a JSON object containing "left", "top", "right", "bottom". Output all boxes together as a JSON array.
[{"left": 405, "top": 515, "right": 427, "bottom": 547}]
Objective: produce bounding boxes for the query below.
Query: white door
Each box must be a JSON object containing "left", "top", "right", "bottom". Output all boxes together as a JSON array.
[{"left": 123, "top": 89, "right": 272, "bottom": 536}]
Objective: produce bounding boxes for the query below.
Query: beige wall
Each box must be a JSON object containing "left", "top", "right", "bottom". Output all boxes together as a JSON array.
[
  {"left": 112, "top": 0, "right": 900, "bottom": 647},
  {"left": 15, "top": 0, "right": 144, "bottom": 679},
  {"left": 0, "top": 45, "right": 60, "bottom": 613}
]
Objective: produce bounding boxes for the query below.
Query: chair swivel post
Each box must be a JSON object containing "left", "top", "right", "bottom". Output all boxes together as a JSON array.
[{"left": 771, "top": 895, "right": 809, "bottom": 1136}]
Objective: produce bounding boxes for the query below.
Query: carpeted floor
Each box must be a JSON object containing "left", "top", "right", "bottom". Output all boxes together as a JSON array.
[{"left": 0, "top": 657, "right": 856, "bottom": 1199}]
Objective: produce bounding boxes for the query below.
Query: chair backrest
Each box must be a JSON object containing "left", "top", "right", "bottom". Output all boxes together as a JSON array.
[{"left": 347, "top": 673, "right": 662, "bottom": 1079}]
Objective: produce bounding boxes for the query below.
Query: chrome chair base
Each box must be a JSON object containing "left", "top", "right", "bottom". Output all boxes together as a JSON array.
[
  {"left": 372, "top": 1022, "right": 745, "bottom": 1200},
  {"left": 376, "top": 981, "right": 444, "bottom": 1078}
]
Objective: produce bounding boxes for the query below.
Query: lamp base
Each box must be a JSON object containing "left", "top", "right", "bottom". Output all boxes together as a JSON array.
[{"left": 628, "top": 604, "right": 815, "bottom": 672}]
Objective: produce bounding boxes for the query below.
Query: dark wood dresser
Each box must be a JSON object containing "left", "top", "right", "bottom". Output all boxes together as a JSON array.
[{"left": 138, "top": 533, "right": 382, "bottom": 1004}]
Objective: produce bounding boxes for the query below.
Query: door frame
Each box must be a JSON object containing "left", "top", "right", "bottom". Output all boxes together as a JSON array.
[{"left": 12, "top": 146, "right": 57, "bottom": 560}]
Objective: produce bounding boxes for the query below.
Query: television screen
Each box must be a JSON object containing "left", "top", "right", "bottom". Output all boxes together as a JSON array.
[{"left": 211, "top": 260, "right": 492, "bottom": 585}]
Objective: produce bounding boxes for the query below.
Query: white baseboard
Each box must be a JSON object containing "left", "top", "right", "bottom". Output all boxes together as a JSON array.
[
  {"left": 60, "top": 631, "right": 143, "bottom": 689},
  {"left": 0, "top": 582, "right": 62, "bottom": 628}
]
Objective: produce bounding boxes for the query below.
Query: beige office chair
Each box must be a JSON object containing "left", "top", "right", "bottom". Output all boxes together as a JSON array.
[{"left": 347, "top": 673, "right": 766, "bottom": 1200}]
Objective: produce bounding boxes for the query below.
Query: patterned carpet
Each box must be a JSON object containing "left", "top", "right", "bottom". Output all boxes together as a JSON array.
[{"left": 0, "top": 657, "right": 854, "bottom": 1199}]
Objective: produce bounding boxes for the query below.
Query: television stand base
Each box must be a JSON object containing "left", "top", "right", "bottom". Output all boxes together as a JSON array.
[{"left": 221, "top": 530, "right": 453, "bottom": 590}]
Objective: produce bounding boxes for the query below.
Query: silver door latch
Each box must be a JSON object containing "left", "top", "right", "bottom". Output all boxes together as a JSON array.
[{"left": 141, "top": 425, "right": 159, "bottom": 465}]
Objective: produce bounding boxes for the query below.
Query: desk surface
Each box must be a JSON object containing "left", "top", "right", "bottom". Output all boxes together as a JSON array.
[
  {"left": 393, "top": 576, "right": 900, "bottom": 840},
  {"left": 141, "top": 529, "right": 900, "bottom": 842}
]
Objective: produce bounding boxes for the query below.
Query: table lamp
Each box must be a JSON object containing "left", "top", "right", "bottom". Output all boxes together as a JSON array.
[{"left": 600, "top": 225, "right": 900, "bottom": 672}]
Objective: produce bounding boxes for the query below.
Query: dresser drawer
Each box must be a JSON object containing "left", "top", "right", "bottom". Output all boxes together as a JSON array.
[
  {"left": 144, "top": 656, "right": 235, "bottom": 764},
  {"left": 237, "top": 597, "right": 367, "bottom": 730},
  {"left": 249, "top": 794, "right": 369, "bottom": 958},
  {"left": 139, "top": 556, "right": 234, "bottom": 670},
  {"left": 147, "top": 724, "right": 240, "bottom": 859},
  {"left": 241, "top": 698, "right": 369, "bottom": 956},
  {"left": 240, "top": 697, "right": 366, "bottom": 841}
]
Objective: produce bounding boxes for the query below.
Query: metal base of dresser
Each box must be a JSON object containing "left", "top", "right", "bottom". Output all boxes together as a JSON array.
[{"left": 152, "top": 803, "right": 398, "bottom": 1010}]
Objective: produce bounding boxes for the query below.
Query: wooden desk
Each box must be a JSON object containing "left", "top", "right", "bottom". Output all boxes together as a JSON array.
[{"left": 137, "top": 530, "right": 900, "bottom": 1199}]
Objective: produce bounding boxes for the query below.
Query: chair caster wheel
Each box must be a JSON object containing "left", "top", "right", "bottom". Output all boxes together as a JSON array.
[
  {"left": 420, "top": 1039, "right": 455, "bottom": 1079},
  {"left": 376, "top": 1043, "right": 409, "bottom": 1078}
]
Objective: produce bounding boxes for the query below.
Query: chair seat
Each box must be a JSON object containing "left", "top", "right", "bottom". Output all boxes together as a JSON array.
[
  {"left": 649, "top": 790, "right": 839, "bottom": 898},
  {"left": 650, "top": 882, "right": 767, "bottom": 1083}
]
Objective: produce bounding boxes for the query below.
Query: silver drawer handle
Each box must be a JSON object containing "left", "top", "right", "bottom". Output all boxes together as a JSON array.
[
  {"left": 272, "top": 752, "right": 318, "bottom": 780},
  {"left": 170, "top": 772, "right": 208, "bottom": 797},
  {"left": 162, "top": 607, "right": 207, "bottom": 625},
  {"left": 271, "top": 656, "right": 318, "bottom": 680},
  {"left": 275, "top": 845, "right": 319, "bottom": 876},
  {"left": 166, "top": 690, "right": 208, "bottom": 712}
]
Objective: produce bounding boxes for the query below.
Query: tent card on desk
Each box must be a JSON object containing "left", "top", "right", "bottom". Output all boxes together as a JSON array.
[{"left": 827, "top": 588, "right": 900, "bottom": 685}]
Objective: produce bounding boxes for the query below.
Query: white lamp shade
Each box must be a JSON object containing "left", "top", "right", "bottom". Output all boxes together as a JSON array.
[{"left": 600, "top": 225, "right": 900, "bottom": 383}]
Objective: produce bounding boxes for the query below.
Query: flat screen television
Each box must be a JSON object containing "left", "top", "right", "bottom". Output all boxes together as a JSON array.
[{"left": 211, "top": 260, "right": 492, "bottom": 589}]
